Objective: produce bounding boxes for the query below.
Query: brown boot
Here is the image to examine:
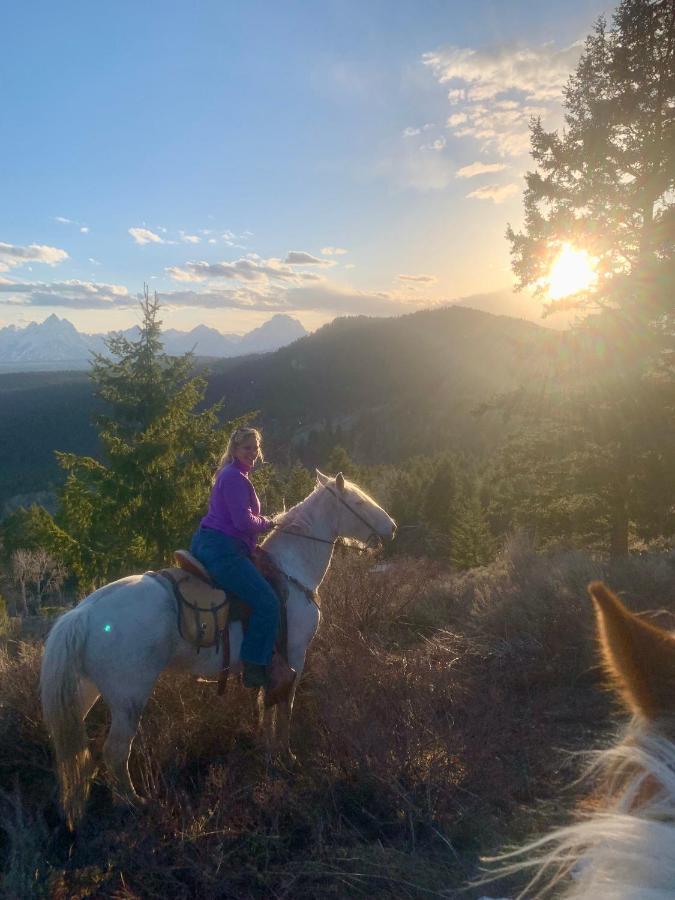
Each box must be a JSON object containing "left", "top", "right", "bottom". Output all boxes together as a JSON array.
[{"left": 264, "top": 653, "right": 296, "bottom": 707}]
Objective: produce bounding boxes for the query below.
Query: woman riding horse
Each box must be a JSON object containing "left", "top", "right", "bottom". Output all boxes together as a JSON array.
[{"left": 190, "top": 426, "right": 295, "bottom": 704}]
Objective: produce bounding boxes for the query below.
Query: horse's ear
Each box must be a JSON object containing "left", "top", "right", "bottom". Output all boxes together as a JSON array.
[
  {"left": 589, "top": 581, "right": 675, "bottom": 722},
  {"left": 336, "top": 472, "right": 345, "bottom": 492},
  {"left": 316, "top": 470, "right": 329, "bottom": 486}
]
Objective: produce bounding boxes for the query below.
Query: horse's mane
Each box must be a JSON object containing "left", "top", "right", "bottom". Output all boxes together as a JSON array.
[
  {"left": 481, "top": 581, "right": 675, "bottom": 899},
  {"left": 271, "top": 483, "right": 324, "bottom": 534},
  {"left": 484, "top": 725, "right": 675, "bottom": 898}
]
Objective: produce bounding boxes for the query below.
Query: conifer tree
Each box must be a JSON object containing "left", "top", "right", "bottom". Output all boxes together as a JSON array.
[
  {"left": 505, "top": 0, "right": 674, "bottom": 556},
  {"left": 54, "top": 289, "right": 242, "bottom": 587}
]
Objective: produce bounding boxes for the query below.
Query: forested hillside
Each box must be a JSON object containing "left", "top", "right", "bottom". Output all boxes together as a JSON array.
[
  {"left": 0, "top": 306, "right": 549, "bottom": 510},
  {"left": 0, "top": 371, "right": 100, "bottom": 509},
  {"left": 204, "top": 306, "right": 552, "bottom": 465}
]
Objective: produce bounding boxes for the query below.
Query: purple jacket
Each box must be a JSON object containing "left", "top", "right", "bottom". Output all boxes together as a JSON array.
[{"left": 200, "top": 459, "right": 272, "bottom": 553}]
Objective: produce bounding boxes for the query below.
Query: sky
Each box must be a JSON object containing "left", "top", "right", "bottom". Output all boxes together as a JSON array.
[{"left": 1, "top": 0, "right": 611, "bottom": 336}]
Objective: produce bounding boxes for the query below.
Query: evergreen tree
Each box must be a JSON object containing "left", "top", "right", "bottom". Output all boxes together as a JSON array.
[
  {"left": 450, "top": 493, "right": 494, "bottom": 570},
  {"left": 505, "top": 0, "right": 675, "bottom": 556},
  {"left": 53, "top": 290, "right": 242, "bottom": 587}
]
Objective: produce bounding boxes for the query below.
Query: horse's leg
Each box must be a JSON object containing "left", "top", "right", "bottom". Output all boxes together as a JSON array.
[
  {"left": 100, "top": 677, "right": 157, "bottom": 807},
  {"left": 102, "top": 703, "right": 146, "bottom": 806},
  {"left": 257, "top": 691, "right": 276, "bottom": 759},
  {"left": 275, "top": 670, "right": 302, "bottom": 766}
]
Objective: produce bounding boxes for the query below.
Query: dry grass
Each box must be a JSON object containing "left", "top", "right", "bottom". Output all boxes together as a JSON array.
[{"left": 1, "top": 541, "right": 674, "bottom": 897}]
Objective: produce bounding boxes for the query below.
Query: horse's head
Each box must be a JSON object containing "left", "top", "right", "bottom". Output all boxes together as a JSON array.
[
  {"left": 485, "top": 584, "right": 675, "bottom": 898},
  {"left": 316, "top": 469, "right": 396, "bottom": 546}
]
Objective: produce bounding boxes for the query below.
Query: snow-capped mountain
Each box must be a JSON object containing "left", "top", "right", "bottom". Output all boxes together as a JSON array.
[{"left": 0, "top": 313, "right": 307, "bottom": 369}]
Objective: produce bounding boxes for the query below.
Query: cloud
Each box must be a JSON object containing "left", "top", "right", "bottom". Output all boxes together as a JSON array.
[
  {"left": 166, "top": 256, "right": 300, "bottom": 283},
  {"left": 397, "top": 273, "right": 438, "bottom": 284},
  {"left": 423, "top": 41, "right": 582, "bottom": 158},
  {"left": 420, "top": 137, "right": 446, "bottom": 152},
  {"left": 149, "top": 278, "right": 434, "bottom": 318},
  {"left": 55, "top": 215, "right": 90, "bottom": 232},
  {"left": 466, "top": 182, "right": 520, "bottom": 203},
  {"left": 456, "top": 161, "right": 508, "bottom": 178},
  {"left": 321, "top": 247, "right": 348, "bottom": 256},
  {"left": 0, "top": 242, "right": 69, "bottom": 272},
  {"left": 447, "top": 112, "right": 468, "bottom": 127},
  {"left": 128, "top": 227, "right": 164, "bottom": 245},
  {"left": 0, "top": 279, "right": 133, "bottom": 308},
  {"left": 423, "top": 41, "right": 581, "bottom": 102},
  {"left": 284, "top": 251, "right": 334, "bottom": 266}
]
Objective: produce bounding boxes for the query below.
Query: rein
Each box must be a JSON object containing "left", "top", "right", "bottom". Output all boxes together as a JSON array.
[{"left": 273, "top": 485, "right": 383, "bottom": 553}]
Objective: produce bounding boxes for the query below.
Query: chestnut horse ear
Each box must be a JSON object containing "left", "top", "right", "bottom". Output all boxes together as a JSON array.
[
  {"left": 588, "top": 581, "right": 675, "bottom": 722},
  {"left": 316, "top": 470, "right": 329, "bottom": 486},
  {"left": 336, "top": 472, "right": 345, "bottom": 492}
]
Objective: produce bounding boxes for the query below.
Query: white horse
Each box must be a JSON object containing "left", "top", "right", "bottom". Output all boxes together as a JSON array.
[
  {"left": 487, "top": 581, "right": 675, "bottom": 899},
  {"left": 41, "top": 471, "right": 396, "bottom": 828}
]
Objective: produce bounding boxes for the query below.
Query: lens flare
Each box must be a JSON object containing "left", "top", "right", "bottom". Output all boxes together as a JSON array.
[{"left": 547, "top": 245, "right": 597, "bottom": 300}]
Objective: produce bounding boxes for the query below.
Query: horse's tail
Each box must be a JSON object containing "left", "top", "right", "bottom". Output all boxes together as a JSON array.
[{"left": 40, "top": 606, "right": 93, "bottom": 829}]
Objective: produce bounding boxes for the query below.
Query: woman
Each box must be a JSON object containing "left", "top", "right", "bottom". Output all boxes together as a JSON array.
[{"left": 191, "top": 426, "right": 295, "bottom": 702}]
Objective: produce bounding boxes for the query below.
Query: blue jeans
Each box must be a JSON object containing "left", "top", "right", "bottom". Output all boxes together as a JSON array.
[{"left": 190, "top": 527, "right": 279, "bottom": 666}]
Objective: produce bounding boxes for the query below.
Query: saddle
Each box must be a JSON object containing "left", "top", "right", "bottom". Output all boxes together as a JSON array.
[{"left": 160, "top": 548, "right": 289, "bottom": 652}]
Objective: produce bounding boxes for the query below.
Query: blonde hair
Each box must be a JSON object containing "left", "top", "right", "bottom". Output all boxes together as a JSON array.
[{"left": 214, "top": 426, "right": 263, "bottom": 481}]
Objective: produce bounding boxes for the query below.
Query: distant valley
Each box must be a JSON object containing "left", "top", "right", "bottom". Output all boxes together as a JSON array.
[{"left": 0, "top": 305, "right": 556, "bottom": 514}]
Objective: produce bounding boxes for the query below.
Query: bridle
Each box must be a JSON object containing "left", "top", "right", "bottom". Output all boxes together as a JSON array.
[{"left": 273, "top": 485, "right": 384, "bottom": 552}]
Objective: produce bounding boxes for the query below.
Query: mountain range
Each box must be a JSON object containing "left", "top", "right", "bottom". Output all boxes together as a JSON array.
[{"left": 0, "top": 313, "right": 307, "bottom": 369}]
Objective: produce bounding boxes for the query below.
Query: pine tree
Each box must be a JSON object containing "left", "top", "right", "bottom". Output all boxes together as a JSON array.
[
  {"left": 450, "top": 493, "right": 494, "bottom": 570},
  {"left": 505, "top": 0, "right": 675, "bottom": 556},
  {"left": 54, "top": 290, "right": 242, "bottom": 587}
]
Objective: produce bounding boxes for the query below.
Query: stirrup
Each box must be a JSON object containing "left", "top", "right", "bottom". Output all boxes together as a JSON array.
[{"left": 174, "top": 549, "right": 212, "bottom": 584}]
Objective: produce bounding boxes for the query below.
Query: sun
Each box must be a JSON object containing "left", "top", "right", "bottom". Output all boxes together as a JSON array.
[{"left": 547, "top": 244, "right": 597, "bottom": 300}]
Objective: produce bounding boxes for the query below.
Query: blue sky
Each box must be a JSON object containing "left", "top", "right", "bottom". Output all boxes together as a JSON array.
[{"left": 1, "top": 0, "right": 610, "bottom": 334}]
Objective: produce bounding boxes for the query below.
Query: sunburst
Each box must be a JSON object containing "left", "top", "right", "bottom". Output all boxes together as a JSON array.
[{"left": 547, "top": 244, "right": 597, "bottom": 300}]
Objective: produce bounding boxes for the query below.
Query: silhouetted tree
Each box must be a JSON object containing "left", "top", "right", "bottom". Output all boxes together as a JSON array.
[{"left": 506, "top": 0, "right": 675, "bottom": 556}]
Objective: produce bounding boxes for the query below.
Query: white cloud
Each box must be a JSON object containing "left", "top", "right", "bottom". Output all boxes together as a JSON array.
[
  {"left": 456, "top": 161, "right": 508, "bottom": 178},
  {"left": 466, "top": 182, "right": 520, "bottom": 203},
  {"left": 0, "top": 242, "right": 69, "bottom": 272},
  {"left": 0, "top": 279, "right": 133, "bottom": 308},
  {"left": 420, "top": 137, "right": 446, "bottom": 152},
  {"left": 424, "top": 41, "right": 581, "bottom": 102},
  {"left": 55, "top": 215, "right": 90, "bottom": 232},
  {"left": 423, "top": 40, "right": 582, "bottom": 158},
  {"left": 321, "top": 246, "right": 348, "bottom": 256},
  {"left": 166, "top": 256, "right": 300, "bottom": 283},
  {"left": 128, "top": 227, "right": 164, "bottom": 245},
  {"left": 398, "top": 273, "right": 438, "bottom": 283},
  {"left": 403, "top": 126, "right": 421, "bottom": 137},
  {"left": 180, "top": 233, "right": 201, "bottom": 244},
  {"left": 447, "top": 112, "right": 468, "bottom": 127}
]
